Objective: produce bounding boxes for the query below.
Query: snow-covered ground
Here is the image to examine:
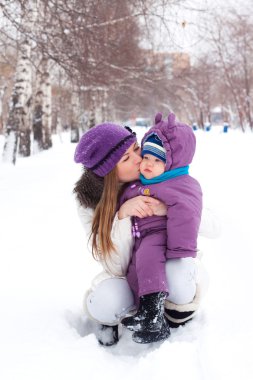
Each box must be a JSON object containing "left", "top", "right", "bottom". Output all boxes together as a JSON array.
[{"left": 1, "top": 127, "right": 253, "bottom": 380}]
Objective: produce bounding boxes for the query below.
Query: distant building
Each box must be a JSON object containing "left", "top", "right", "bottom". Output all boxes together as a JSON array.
[
  {"left": 210, "top": 107, "right": 230, "bottom": 126},
  {"left": 142, "top": 50, "right": 190, "bottom": 77},
  {"left": 210, "top": 107, "right": 223, "bottom": 125}
]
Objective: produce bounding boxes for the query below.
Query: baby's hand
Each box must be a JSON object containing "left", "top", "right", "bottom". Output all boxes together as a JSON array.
[
  {"left": 148, "top": 200, "right": 167, "bottom": 216},
  {"left": 118, "top": 196, "right": 159, "bottom": 219}
]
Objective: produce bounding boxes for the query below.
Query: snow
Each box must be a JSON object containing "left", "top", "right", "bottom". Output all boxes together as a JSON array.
[{"left": 1, "top": 128, "right": 253, "bottom": 380}]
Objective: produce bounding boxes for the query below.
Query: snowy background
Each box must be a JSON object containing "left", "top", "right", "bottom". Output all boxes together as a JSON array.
[{"left": 1, "top": 126, "right": 253, "bottom": 380}]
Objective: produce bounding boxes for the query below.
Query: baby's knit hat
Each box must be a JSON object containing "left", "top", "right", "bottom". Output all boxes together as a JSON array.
[
  {"left": 74, "top": 123, "right": 136, "bottom": 177},
  {"left": 141, "top": 134, "right": 166, "bottom": 163}
]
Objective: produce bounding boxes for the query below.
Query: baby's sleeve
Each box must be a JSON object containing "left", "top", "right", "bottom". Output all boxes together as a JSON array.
[{"left": 166, "top": 200, "right": 201, "bottom": 259}]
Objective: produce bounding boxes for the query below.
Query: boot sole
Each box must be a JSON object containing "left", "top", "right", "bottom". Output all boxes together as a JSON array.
[
  {"left": 132, "top": 327, "right": 171, "bottom": 344},
  {"left": 132, "top": 318, "right": 171, "bottom": 344}
]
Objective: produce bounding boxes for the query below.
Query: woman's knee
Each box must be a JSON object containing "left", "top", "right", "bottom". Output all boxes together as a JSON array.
[
  {"left": 85, "top": 278, "right": 135, "bottom": 325},
  {"left": 165, "top": 258, "right": 197, "bottom": 304}
]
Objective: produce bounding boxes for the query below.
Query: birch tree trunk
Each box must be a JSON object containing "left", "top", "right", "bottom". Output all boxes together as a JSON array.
[
  {"left": 95, "top": 88, "right": 109, "bottom": 123},
  {"left": 70, "top": 89, "right": 80, "bottom": 142},
  {"left": 0, "top": 86, "right": 6, "bottom": 134},
  {"left": 33, "top": 57, "right": 52, "bottom": 152},
  {"left": 101, "top": 88, "right": 109, "bottom": 122},
  {"left": 2, "top": 40, "right": 32, "bottom": 164},
  {"left": 42, "top": 59, "right": 52, "bottom": 149},
  {"left": 2, "top": 0, "right": 39, "bottom": 164},
  {"left": 33, "top": 61, "right": 43, "bottom": 152}
]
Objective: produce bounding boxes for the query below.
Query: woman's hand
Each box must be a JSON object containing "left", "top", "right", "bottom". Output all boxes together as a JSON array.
[{"left": 118, "top": 196, "right": 166, "bottom": 219}]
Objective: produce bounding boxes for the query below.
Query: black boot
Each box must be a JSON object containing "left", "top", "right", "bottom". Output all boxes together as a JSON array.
[
  {"left": 132, "top": 316, "right": 170, "bottom": 344},
  {"left": 121, "top": 292, "right": 170, "bottom": 339},
  {"left": 96, "top": 324, "right": 119, "bottom": 347},
  {"left": 164, "top": 308, "right": 195, "bottom": 328}
]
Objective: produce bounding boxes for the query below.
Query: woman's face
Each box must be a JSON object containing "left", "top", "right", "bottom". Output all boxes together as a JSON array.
[{"left": 117, "top": 142, "right": 142, "bottom": 183}]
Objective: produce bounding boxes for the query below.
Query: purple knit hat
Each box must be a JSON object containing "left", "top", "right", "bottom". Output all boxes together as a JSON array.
[{"left": 74, "top": 123, "right": 137, "bottom": 177}]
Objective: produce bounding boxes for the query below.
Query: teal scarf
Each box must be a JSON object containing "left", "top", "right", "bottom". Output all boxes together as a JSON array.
[{"left": 140, "top": 165, "right": 189, "bottom": 185}]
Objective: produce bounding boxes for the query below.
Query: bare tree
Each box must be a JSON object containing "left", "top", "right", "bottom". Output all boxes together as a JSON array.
[
  {"left": 1, "top": 0, "right": 184, "bottom": 121},
  {"left": 2, "top": 0, "right": 36, "bottom": 163},
  {"left": 2, "top": 39, "right": 32, "bottom": 163},
  {"left": 230, "top": 13, "right": 253, "bottom": 130},
  {"left": 70, "top": 87, "right": 80, "bottom": 142},
  {"left": 182, "top": 56, "right": 217, "bottom": 127},
  {"left": 1, "top": 0, "right": 227, "bottom": 146},
  {"left": 33, "top": 57, "right": 52, "bottom": 152},
  {"left": 203, "top": 9, "right": 253, "bottom": 131}
]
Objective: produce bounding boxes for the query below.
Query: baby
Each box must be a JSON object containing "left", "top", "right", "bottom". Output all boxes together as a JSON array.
[{"left": 120, "top": 112, "right": 202, "bottom": 344}]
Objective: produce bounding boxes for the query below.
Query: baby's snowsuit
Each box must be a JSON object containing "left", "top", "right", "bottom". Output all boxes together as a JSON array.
[{"left": 120, "top": 113, "right": 202, "bottom": 303}]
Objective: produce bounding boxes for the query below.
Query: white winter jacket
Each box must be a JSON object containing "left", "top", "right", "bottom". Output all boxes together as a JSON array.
[{"left": 77, "top": 203, "right": 221, "bottom": 280}]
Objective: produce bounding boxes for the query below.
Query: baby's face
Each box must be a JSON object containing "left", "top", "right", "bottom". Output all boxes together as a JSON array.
[{"left": 140, "top": 154, "right": 166, "bottom": 179}]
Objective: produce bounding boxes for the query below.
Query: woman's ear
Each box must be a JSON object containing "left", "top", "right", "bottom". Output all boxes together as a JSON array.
[{"left": 155, "top": 112, "right": 163, "bottom": 124}]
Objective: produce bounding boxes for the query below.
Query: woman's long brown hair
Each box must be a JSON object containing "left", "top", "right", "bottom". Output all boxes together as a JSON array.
[{"left": 91, "top": 166, "right": 120, "bottom": 261}]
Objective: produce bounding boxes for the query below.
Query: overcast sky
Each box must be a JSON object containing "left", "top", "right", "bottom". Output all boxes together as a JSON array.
[{"left": 145, "top": 0, "right": 253, "bottom": 57}]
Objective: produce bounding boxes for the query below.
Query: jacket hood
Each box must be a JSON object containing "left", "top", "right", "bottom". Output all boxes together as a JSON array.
[
  {"left": 73, "top": 169, "right": 104, "bottom": 209},
  {"left": 141, "top": 113, "right": 196, "bottom": 171}
]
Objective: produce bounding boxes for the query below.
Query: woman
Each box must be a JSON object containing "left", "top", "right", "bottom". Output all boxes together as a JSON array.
[{"left": 73, "top": 122, "right": 220, "bottom": 346}]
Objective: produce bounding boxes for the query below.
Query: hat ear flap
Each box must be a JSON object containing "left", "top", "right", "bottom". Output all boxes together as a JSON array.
[
  {"left": 155, "top": 112, "right": 162, "bottom": 124},
  {"left": 168, "top": 113, "right": 176, "bottom": 126}
]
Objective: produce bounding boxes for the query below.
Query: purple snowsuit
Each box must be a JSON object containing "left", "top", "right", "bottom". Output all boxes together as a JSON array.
[{"left": 120, "top": 113, "right": 202, "bottom": 303}]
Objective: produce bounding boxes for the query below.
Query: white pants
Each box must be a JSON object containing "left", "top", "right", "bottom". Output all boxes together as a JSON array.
[{"left": 85, "top": 258, "right": 202, "bottom": 325}]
